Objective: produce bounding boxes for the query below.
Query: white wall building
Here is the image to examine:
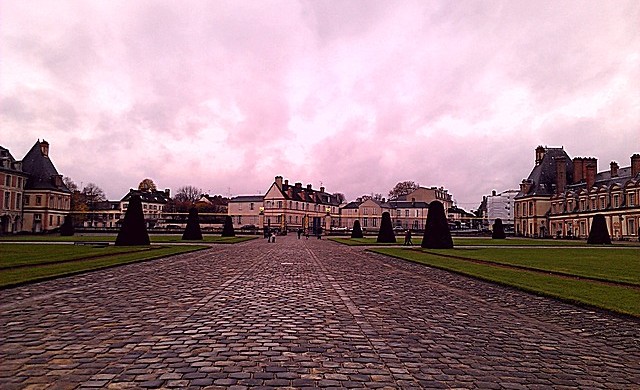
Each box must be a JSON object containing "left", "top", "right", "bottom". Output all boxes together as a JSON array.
[{"left": 486, "top": 189, "right": 518, "bottom": 228}]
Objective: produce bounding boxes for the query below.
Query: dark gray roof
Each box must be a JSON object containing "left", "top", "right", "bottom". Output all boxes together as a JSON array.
[
  {"left": 516, "top": 147, "right": 572, "bottom": 198},
  {"left": 387, "top": 201, "right": 430, "bottom": 209},
  {"left": 0, "top": 146, "right": 26, "bottom": 174},
  {"left": 21, "top": 141, "right": 70, "bottom": 193},
  {"left": 565, "top": 166, "right": 637, "bottom": 193},
  {"left": 121, "top": 189, "right": 169, "bottom": 203},
  {"left": 342, "top": 201, "right": 361, "bottom": 209},
  {"left": 230, "top": 195, "right": 264, "bottom": 202}
]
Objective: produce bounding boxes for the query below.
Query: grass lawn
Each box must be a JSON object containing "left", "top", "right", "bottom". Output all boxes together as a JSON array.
[
  {"left": 0, "top": 244, "right": 208, "bottom": 288},
  {"left": 330, "top": 236, "right": 600, "bottom": 246},
  {"left": 0, "top": 234, "right": 256, "bottom": 244},
  {"left": 371, "top": 247, "right": 640, "bottom": 317}
]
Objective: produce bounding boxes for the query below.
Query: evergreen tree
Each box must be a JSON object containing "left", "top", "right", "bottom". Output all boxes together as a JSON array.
[
  {"left": 351, "top": 220, "right": 363, "bottom": 238},
  {"left": 376, "top": 212, "right": 396, "bottom": 243},
  {"left": 421, "top": 201, "right": 453, "bottom": 249},
  {"left": 60, "top": 215, "right": 75, "bottom": 236},
  {"left": 182, "top": 207, "right": 203, "bottom": 240},
  {"left": 115, "top": 195, "right": 150, "bottom": 246},
  {"left": 492, "top": 218, "right": 506, "bottom": 239},
  {"left": 587, "top": 214, "right": 611, "bottom": 245},
  {"left": 221, "top": 215, "right": 235, "bottom": 237}
]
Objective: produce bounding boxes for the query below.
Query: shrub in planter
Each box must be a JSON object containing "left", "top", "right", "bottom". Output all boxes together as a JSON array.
[
  {"left": 60, "top": 215, "right": 75, "bottom": 236},
  {"left": 115, "top": 195, "right": 150, "bottom": 246},
  {"left": 376, "top": 212, "right": 396, "bottom": 243},
  {"left": 182, "top": 207, "right": 203, "bottom": 240},
  {"left": 221, "top": 215, "right": 235, "bottom": 237},
  {"left": 351, "top": 220, "right": 363, "bottom": 238},
  {"left": 492, "top": 218, "right": 506, "bottom": 239},
  {"left": 421, "top": 200, "right": 453, "bottom": 249},
  {"left": 587, "top": 214, "right": 611, "bottom": 245}
]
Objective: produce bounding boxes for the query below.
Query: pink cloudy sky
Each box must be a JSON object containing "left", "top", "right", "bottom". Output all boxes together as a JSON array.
[{"left": 1, "top": 1, "right": 638, "bottom": 209}]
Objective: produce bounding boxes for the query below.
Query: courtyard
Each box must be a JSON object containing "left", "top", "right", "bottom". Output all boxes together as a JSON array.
[{"left": 1, "top": 236, "right": 639, "bottom": 388}]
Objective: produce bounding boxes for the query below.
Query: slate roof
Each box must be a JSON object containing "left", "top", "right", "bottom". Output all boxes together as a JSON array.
[
  {"left": 387, "top": 200, "right": 430, "bottom": 209},
  {"left": 21, "top": 141, "right": 70, "bottom": 193},
  {"left": 516, "top": 147, "right": 572, "bottom": 198},
  {"left": 230, "top": 195, "right": 264, "bottom": 202},
  {"left": 0, "top": 146, "right": 25, "bottom": 174},
  {"left": 121, "top": 189, "right": 169, "bottom": 203},
  {"left": 565, "top": 166, "right": 637, "bottom": 194},
  {"left": 279, "top": 183, "right": 342, "bottom": 206}
]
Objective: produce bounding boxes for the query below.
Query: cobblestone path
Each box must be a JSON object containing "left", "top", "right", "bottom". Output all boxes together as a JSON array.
[{"left": 1, "top": 237, "right": 639, "bottom": 389}]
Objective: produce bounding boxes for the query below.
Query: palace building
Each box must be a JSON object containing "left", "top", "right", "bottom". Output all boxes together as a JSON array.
[{"left": 515, "top": 146, "right": 640, "bottom": 240}]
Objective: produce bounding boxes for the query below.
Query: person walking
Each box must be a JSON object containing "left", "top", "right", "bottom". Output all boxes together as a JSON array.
[
  {"left": 297, "top": 228, "right": 302, "bottom": 239},
  {"left": 404, "top": 229, "right": 413, "bottom": 246}
]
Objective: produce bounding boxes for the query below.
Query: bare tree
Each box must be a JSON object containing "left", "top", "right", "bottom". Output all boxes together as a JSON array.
[
  {"left": 138, "top": 178, "right": 157, "bottom": 192},
  {"left": 334, "top": 193, "right": 346, "bottom": 203},
  {"left": 388, "top": 181, "right": 418, "bottom": 199},
  {"left": 174, "top": 185, "right": 203, "bottom": 204},
  {"left": 63, "top": 176, "right": 78, "bottom": 192},
  {"left": 82, "top": 183, "right": 106, "bottom": 203}
]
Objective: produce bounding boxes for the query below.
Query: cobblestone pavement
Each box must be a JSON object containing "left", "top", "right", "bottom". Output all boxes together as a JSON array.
[{"left": 1, "top": 237, "right": 639, "bottom": 389}]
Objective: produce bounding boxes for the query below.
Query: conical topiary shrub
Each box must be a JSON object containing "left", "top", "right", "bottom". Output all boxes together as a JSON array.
[
  {"left": 60, "top": 215, "right": 75, "bottom": 236},
  {"left": 182, "top": 207, "right": 203, "bottom": 240},
  {"left": 587, "top": 214, "right": 611, "bottom": 245},
  {"left": 115, "top": 195, "right": 150, "bottom": 246},
  {"left": 351, "top": 220, "right": 363, "bottom": 238},
  {"left": 376, "top": 212, "right": 396, "bottom": 243},
  {"left": 421, "top": 201, "right": 453, "bottom": 249},
  {"left": 221, "top": 215, "right": 235, "bottom": 237},
  {"left": 492, "top": 218, "right": 506, "bottom": 239}
]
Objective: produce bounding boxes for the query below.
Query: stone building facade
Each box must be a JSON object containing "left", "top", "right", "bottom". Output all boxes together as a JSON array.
[{"left": 515, "top": 145, "right": 640, "bottom": 239}]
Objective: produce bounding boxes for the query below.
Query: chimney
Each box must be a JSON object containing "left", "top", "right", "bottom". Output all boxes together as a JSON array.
[
  {"left": 632, "top": 154, "right": 640, "bottom": 177},
  {"left": 164, "top": 188, "right": 170, "bottom": 198},
  {"left": 284, "top": 179, "right": 289, "bottom": 186},
  {"left": 610, "top": 161, "right": 619, "bottom": 178},
  {"left": 320, "top": 186, "right": 325, "bottom": 193},
  {"left": 39, "top": 140, "right": 50, "bottom": 157},
  {"left": 275, "top": 176, "right": 283, "bottom": 189},
  {"left": 295, "top": 182, "right": 302, "bottom": 188},
  {"left": 491, "top": 190, "right": 497, "bottom": 196},
  {"left": 306, "top": 184, "right": 312, "bottom": 190},
  {"left": 555, "top": 156, "right": 567, "bottom": 194},
  {"left": 535, "top": 145, "right": 546, "bottom": 166},
  {"left": 519, "top": 179, "right": 533, "bottom": 194},
  {"left": 572, "top": 157, "right": 585, "bottom": 183},
  {"left": 585, "top": 159, "right": 597, "bottom": 190}
]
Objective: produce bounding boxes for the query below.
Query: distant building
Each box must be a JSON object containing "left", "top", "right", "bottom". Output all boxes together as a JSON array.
[
  {"left": 396, "top": 186, "right": 453, "bottom": 212},
  {"left": 227, "top": 195, "right": 264, "bottom": 228},
  {"left": 0, "top": 146, "right": 28, "bottom": 233},
  {"left": 515, "top": 145, "right": 640, "bottom": 239},
  {"left": 228, "top": 176, "right": 342, "bottom": 232},
  {"left": 120, "top": 188, "right": 171, "bottom": 228},
  {"left": 486, "top": 189, "right": 518, "bottom": 229},
  {"left": 21, "top": 140, "right": 71, "bottom": 233}
]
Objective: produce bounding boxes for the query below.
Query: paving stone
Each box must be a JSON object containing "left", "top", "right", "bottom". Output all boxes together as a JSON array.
[{"left": 0, "top": 237, "right": 638, "bottom": 389}]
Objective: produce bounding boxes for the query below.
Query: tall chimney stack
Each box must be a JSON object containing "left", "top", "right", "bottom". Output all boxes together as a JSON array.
[
  {"left": 585, "top": 158, "right": 597, "bottom": 190},
  {"left": 275, "top": 176, "right": 283, "bottom": 189},
  {"left": 610, "top": 161, "right": 619, "bottom": 177},
  {"left": 535, "top": 146, "right": 545, "bottom": 166},
  {"left": 555, "top": 156, "right": 567, "bottom": 194},
  {"left": 573, "top": 157, "right": 584, "bottom": 183},
  {"left": 39, "top": 140, "right": 50, "bottom": 157},
  {"left": 632, "top": 154, "right": 640, "bottom": 177}
]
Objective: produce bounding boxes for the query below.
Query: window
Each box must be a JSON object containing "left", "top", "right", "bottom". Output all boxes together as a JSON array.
[
  {"left": 123, "top": 203, "right": 128, "bottom": 209},
  {"left": 629, "top": 193, "right": 636, "bottom": 207},
  {"left": 49, "top": 215, "right": 53, "bottom": 225},
  {"left": 372, "top": 218, "right": 377, "bottom": 227},
  {"left": 613, "top": 195, "right": 619, "bottom": 208},
  {"left": 363, "top": 218, "right": 368, "bottom": 227},
  {"left": 528, "top": 201, "right": 534, "bottom": 216},
  {"left": 405, "top": 210, "right": 409, "bottom": 217},
  {"left": 25, "top": 195, "right": 30, "bottom": 205},
  {"left": 237, "top": 216, "right": 242, "bottom": 224},
  {"left": 250, "top": 203, "right": 254, "bottom": 210},
  {"left": 34, "top": 214, "right": 41, "bottom": 221},
  {"left": 16, "top": 194, "right": 21, "bottom": 209},
  {"left": 289, "top": 201, "right": 292, "bottom": 209},
  {"left": 5, "top": 175, "right": 10, "bottom": 186},
  {"left": 363, "top": 208, "right": 368, "bottom": 215},
  {"left": 600, "top": 197, "right": 605, "bottom": 209},
  {"left": 3, "top": 192, "right": 9, "bottom": 209},
  {"left": 18, "top": 177, "right": 22, "bottom": 188},
  {"left": 396, "top": 209, "right": 401, "bottom": 217},
  {"left": 295, "top": 202, "right": 299, "bottom": 210},
  {"left": 36, "top": 196, "right": 42, "bottom": 206},
  {"left": 629, "top": 219, "right": 636, "bottom": 235},
  {"left": 580, "top": 200, "right": 586, "bottom": 211},
  {"left": 591, "top": 199, "right": 596, "bottom": 209},
  {"left": 278, "top": 201, "right": 282, "bottom": 208}
]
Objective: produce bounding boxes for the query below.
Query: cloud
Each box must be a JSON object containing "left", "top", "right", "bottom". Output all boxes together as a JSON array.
[{"left": 0, "top": 0, "right": 638, "bottom": 206}]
